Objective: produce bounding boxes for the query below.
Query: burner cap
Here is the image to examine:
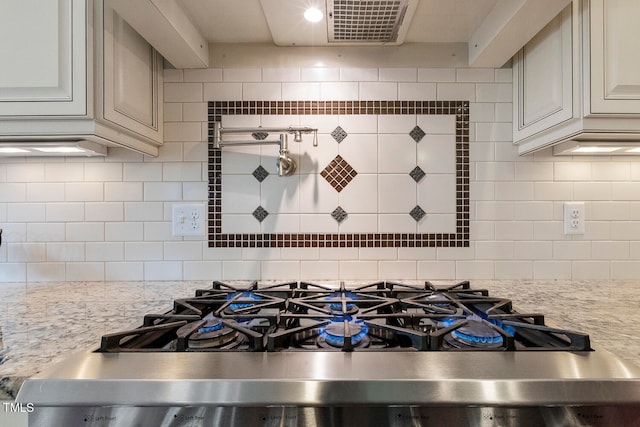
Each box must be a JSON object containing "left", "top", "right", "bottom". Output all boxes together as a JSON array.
[
  {"left": 186, "top": 318, "right": 240, "bottom": 349},
  {"left": 318, "top": 321, "right": 369, "bottom": 348},
  {"left": 444, "top": 320, "right": 503, "bottom": 349},
  {"left": 226, "top": 291, "right": 262, "bottom": 314},
  {"left": 325, "top": 292, "right": 359, "bottom": 315}
]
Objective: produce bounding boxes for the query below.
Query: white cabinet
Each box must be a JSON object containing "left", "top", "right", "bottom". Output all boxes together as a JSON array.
[
  {"left": 513, "top": 0, "right": 640, "bottom": 155},
  {"left": 0, "top": 0, "right": 163, "bottom": 156}
]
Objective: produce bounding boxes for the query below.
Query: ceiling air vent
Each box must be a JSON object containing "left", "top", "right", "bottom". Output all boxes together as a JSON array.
[{"left": 327, "top": 0, "right": 417, "bottom": 45}]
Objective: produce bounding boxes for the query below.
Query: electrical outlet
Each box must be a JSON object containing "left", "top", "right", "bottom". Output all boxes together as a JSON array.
[
  {"left": 172, "top": 204, "right": 205, "bottom": 236},
  {"left": 563, "top": 202, "right": 585, "bottom": 235}
]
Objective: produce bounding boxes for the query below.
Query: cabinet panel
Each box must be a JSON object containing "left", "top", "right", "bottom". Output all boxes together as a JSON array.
[
  {"left": 101, "top": 6, "right": 162, "bottom": 144},
  {"left": 0, "top": 0, "right": 87, "bottom": 116},
  {"left": 513, "top": 7, "right": 573, "bottom": 142},
  {"left": 590, "top": 0, "right": 640, "bottom": 113}
]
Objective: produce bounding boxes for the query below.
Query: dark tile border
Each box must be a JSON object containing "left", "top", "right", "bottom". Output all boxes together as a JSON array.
[{"left": 208, "top": 100, "right": 469, "bottom": 248}]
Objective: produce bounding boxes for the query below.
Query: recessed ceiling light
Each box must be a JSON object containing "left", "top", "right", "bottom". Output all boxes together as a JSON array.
[{"left": 304, "top": 7, "right": 323, "bottom": 23}]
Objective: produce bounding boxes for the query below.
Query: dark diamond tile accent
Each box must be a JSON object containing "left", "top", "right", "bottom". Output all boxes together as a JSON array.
[
  {"left": 409, "top": 166, "right": 426, "bottom": 183},
  {"left": 320, "top": 155, "right": 358, "bottom": 193},
  {"left": 252, "top": 132, "right": 269, "bottom": 140},
  {"left": 252, "top": 165, "right": 269, "bottom": 182},
  {"left": 409, "top": 205, "right": 426, "bottom": 222},
  {"left": 252, "top": 206, "right": 269, "bottom": 222},
  {"left": 331, "top": 126, "right": 348, "bottom": 143},
  {"left": 409, "top": 125, "right": 426, "bottom": 143},
  {"left": 331, "top": 206, "right": 348, "bottom": 224}
]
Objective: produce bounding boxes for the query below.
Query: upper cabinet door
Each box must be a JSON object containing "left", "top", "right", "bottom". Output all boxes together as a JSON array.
[
  {"left": 0, "top": 0, "right": 87, "bottom": 116},
  {"left": 589, "top": 0, "right": 640, "bottom": 114},
  {"left": 99, "top": 5, "right": 163, "bottom": 144},
  {"left": 513, "top": 6, "right": 574, "bottom": 142}
]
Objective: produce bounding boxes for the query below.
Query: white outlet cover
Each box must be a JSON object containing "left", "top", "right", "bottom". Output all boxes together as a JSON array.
[
  {"left": 563, "top": 201, "right": 585, "bottom": 235},
  {"left": 172, "top": 204, "right": 206, "bottom": 236}
]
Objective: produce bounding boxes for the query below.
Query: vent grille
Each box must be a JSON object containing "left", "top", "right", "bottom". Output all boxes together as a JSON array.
[{"left": 328, "top": 0, "right": 409, "bottom": 43}]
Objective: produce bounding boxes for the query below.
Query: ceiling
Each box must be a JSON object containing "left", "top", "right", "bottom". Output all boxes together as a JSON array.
[{"left": 178, "top": 0, "right": 500, "bottom": 45}]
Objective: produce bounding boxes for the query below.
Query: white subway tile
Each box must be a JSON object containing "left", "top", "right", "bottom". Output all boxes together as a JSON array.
[
  {"left": 418, "top": 68, "right": 456, "bottom": 82},
  {"left": 243, "top": 82, "right": 282, "bottom": 101},
  {"left": 494, "top": 103, "right": 512, "bottom": 122},
  {"left": 124, "top": 202, "right": 164, "bottom": 221},
  {"left": 420, "top": 115, "right": 455, "bottom": 134},
  {"left": 144, "top": 182, "right": 182, "bottom": 201},
  {"left": 282, "top": 82, "right": 320, "bottom": 100},
  {"left": 301, "top": 260, "right": 339, "bottom": 279},
  {"left": 554, "top": 162, "right": 591, "bottom": 181},
  {"left": 66, "top": 262, "right": 104, "bottom": 281},
  {"left": 436, "top": 83, "right": 476, "bottom": 101},
  {"left": 495, "top": 221, "right": 534, "bottom": 240},
  {"left": 0, "top": 183, "right": 25, "bottom": 202},
  {"left": 263, "top": 68, "right": 300, "bottom": 82},
  {"left": 65, "top": 183, "right": 104, "bottom": 202},
  {"left": 66, "top": 223, "right": 104, "bottom": 242},
  {"left": 125, "top": 242, "right": 163, "bottom": 261},
  {"left": 611, "top": 261, "right": 640, "bottom": 279},
  {"left": 223, "top": 214, "right": 261, "bottom": 234},
  {"left": 359, "top": 82, "right": 397, "bottom": 100},
  {"left": 123, "top": 163, "right": 162, "bottom": 182},
  {"left": 340, "top": 68, "right": 378, "bottom": 81},
  {"left": 470, "top": 221, "right": 495, "bottom": 240},
  {"left": 163, "top": 122, "right": 202, "bottom": 142},
  {"left": 379, "top": 261, "right": 417, "bottom": 279},
  {"left": 417, "top": 260, "right": 455, "bottom": 279},
  {"left": 105, "top": 262, "right": 144, "bottom": 281},
  {"left": 534, "top": 182, "right": 573, "bottom": 200},
  {"left": 469, "top": 103, "right": 495, "bottom": 122},
  {"left": 223, "top": 68, "right": 262, "bottom": 82},
  {"left": 301, "top": 67, "right": 340, "bottom": 82},
  {"left": 592, "top": 241, "right": 629, "bottom": 260},
  {"left": 261, "top": 214, "right": 300, "bottom": 233},
  {"left": 0, "top": 263, "right": 26, "bottom": 281},
  {"left": 612, "top": 183, "right": 640, "bottom": 200},
  {"left": 144, "top": 261, "right": 182, "bottom": 280},
  {"left": 339, "top": 261, "right": 378, "bottom": 280},
  {"left": 320, "top": 82, "right": 359, "bottom": 100},
  {"left": 163, "top": 69, "right": 183, "bottom": 82},
  {"left": 27, "top": 262, "right": 65, "bottom": 282},
  {"left": 572, "top": 261, "right": 610, "bottom": 279},
  {"left": 182, "top": 102, "right": 208, "bottom": 122},
  {"left": 281, "top": 248, "right": 319, "bottom": 260},
  {"left": 6, "top": 164, "right": 44, "bottom": 182},
  {"left": 552, "top": 241, "right": 591, "bottom": 259},
  {"left": 7, "top": 203, "right": 45, "bottom": 222},
  {"left": 592, "top": 162, "right": 630, "bottom": 181},
  {"left": 183, "top": 261, "right": 222, "bottom": 280},
  {"left": 164, "top": 103, "right": 183, "bottom": 122},
  {"left": 261, "top": 261, "right": 300, "bottom": 280},
  {"left": 515, "top": 162, "right": 553, "bottom": 181},
  {"left": 455, "top": 261, "right": 494, "bottom": 279},
  {"left": 183, "top": 68, "right": 222, "bottom": 82},
  {"left": 164, "top": 241, "right": 203, "bottom": 260},
  {"left": 164, "top": 83, "right": 203, "bottom": 102},
  {"left": 380, "top": 68, "right": 417, "bottom": 82},
  {"left": 514, "top": 241, "right": 552, "bottom": 259},
  {"left": 513, "top": 202, "right": 553, "bottom": 220},
  {"left": 494, "top": 141, "right": 520, "bottom": 161},
  {"left": 85, "top": 202, "right": 123, "bottom": 222},
  {"left": 105, "top": 182, "right": 143, "bottom": 201},
  {"left": 533, "top": 221, "right": 563, "bottom": 240},
  {"left": 86, "top": 242, "right": 124, "bottom": 261},
  {"left": 203, "top": 82, "right": 243, "bottom": 100},
  {"left": 475, "top": 122, "right": 512, "bottom": 142},
  {"left": 105, "top": 222, "right": 143, "bottom": 241},
  {"left": 398, "top": 83, "right": 437, "bottom": 100},
  {"left": 27, "top": 223, "right": 65, "bottom": 242},
  {"left": 222, "top": 261, "right": 261, "bottom": 280},
  {"left": 26, "top": 183, "right": 64, "bottom": 202},
  {"left": 476, "top": 83, "right": 511, "bottom": 102},
  {"left": 359, "top": 247, "right": 397, "bottom": 260},
  {"left": 495, "top": 261, "right": 533, "bottom": 279},
  {"left": 163, "top": 162, "right": 202, "bottom": 182},
  {"left": 379, "top": 214, "right": 416, "bottom": 233},
  {"left": 8, "top": 242, "right": 46, "bottom": 262},
  {"left": 495, "top": 69, "right": 512, "bottom": 83},
  {"left": 241, "top": 248, "right": 280, "bottom": 260},
  {"left": 46, "top": 242, "right": 85, "bottom": 261},
  {"left": 85, "top": 163, "right": 122, "bottom": 181},
  {"left": 45, "top": 163, "right": 83, "bottom": 182},
  {"left": 573, "top": 182, "right": 611, "bottom": 200},
  {"left": 183, "top": 182, "right": 207, "bottom": 202},
  {"left": 143, "top": 222, "right": 173, "bottom": 241},
  {"left": 475, "top": 241, "right": 514, "bottom": 259},
  {"left": 475, "top": 162, "right": 514, "bottom": 181},
  {"left": 495, "top": 182, "right": 534, "bottom": 201},
  {"left": 378, "top": 114, "right": 415, "bottom": 133},
  {"left": 533, "top": 261, "right": 572, "bottom": 279},
  {"left": 457, "top": 68, "right": 494, "bottom": 82}
]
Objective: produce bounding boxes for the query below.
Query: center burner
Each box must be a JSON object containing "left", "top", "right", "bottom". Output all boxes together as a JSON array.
[{"left": 98, "top": 280, "right": 592, "bottom": 354}]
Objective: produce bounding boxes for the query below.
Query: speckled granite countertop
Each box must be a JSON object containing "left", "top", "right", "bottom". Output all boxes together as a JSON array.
[{"left": 1, "top": 280, "right": 639, "bottom": 400}]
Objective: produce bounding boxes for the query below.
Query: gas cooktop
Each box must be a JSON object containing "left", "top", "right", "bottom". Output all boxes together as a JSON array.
[{"left": 98, "top": 280, "right": 592, "bottom": 353}]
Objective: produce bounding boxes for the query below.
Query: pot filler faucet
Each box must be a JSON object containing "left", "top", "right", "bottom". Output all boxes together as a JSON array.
[{"left": 213, "top": 123, "right": 318, "bottom": 177}]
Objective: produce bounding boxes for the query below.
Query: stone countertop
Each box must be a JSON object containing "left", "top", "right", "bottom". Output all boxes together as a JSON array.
[{"left": 1, "top": 279, "right": 639, "bottom": 400}]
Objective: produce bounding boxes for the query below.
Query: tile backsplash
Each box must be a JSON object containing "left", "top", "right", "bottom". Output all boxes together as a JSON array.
[
  {"left": 2, "top": 65, "right": 640, "bottom": 282},
  {"left": 208, "top": 100, "right": 469, "bottom": 248}
]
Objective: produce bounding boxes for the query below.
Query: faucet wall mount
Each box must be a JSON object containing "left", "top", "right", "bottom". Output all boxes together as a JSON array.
[{"left": 212, "top": 123, "right": 318, "bottom": 177}]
